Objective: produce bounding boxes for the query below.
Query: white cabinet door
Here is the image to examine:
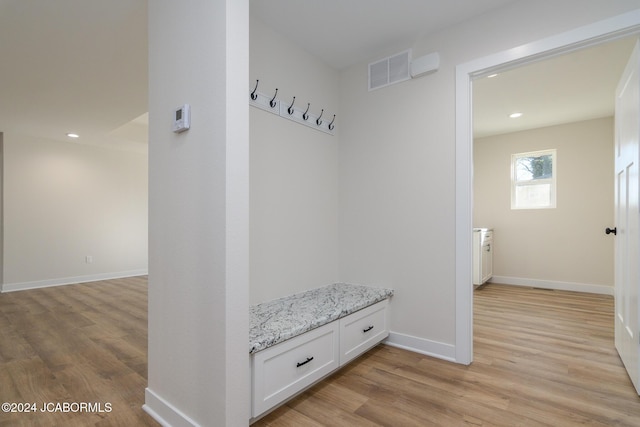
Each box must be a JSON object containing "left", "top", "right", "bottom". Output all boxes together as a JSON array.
[
  {"left": 482, "top": 233, "right": 493, "bottom": 284},
  {"left": 251, "top": 322, "right": 339, "bottom": 417},
  {"left": 339, "top": 300, "right": 389, "bottom": 365},
  {"left": 472, "top": 230, "right": 482, "bottom": 285}
]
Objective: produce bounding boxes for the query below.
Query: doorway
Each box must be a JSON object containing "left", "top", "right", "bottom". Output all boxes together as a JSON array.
[
  {"left": 454, "top": 13, "right": 640, "bottom": 365},
  {"left": 471, "top": 38, "right": 633, "bottom": 294}
]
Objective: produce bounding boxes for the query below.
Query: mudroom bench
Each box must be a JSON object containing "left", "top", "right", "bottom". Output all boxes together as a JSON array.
[{"left": 249, "top": 283, "right": 394, "bottom": 420}]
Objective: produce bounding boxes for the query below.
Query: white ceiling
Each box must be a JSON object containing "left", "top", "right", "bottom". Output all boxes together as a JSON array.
[
  {"left": 0, "top": 1, "right": 635, "bottom": 150},
  {"left": 0, "top": 0, "right": 148, "bottom": 152},
  {"left": 473, "top": 36, "right": 637, "bottom": 138},
  {"left": 250, "top": 0, "right": 519, "bottom": 70}
]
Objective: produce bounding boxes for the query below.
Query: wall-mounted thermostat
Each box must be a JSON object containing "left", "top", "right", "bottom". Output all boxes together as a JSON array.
[{"left": 173, "top": 104, "right": 191, "bottom": 133}]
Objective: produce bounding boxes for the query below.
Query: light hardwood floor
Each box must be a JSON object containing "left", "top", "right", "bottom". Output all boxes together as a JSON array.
[
  {"left": 255, "top": 284, "right": 640, "bottom": 426},
  {"left": 2, "top": 279, "right": 640, "bottom": 426},
  {"left": 0, "top": 276, "right": 157, "bottom": 427}
]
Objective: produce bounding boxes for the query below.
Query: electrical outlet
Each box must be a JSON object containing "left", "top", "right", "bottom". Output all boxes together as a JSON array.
[{"left": 85, "top": 256, "right": 93, "bottom": 264}]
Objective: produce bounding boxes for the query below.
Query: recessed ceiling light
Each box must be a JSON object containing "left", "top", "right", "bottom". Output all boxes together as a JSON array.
[
  {"left": 66, "top": 133, "right": 79, "bottom": 138},
  {"left": 509, "top": 112, "right": 523, "bottom": 118}
]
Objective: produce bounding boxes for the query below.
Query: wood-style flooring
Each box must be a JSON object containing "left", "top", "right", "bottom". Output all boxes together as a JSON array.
[
  {"left": 255, "top": 284, "right": 640, "bottom": 426},
  {"left": 0, "top": 276, "right": 157, "bottom": 427},
  {"left": 2, "top": 279, "right": 640, "bottom": 426}
]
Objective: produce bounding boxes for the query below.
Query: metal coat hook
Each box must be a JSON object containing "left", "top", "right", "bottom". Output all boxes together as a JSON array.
[
  {"left": 302, "top": 103, "right": 310, "bottom": 121},
  {"left": 328, "top": 115, "right": 336, "bottom": 131},
  {"left": 287, "top": 96, "right": 296, "bottom": 115},
  {"left": 316, "top": 109, "right": 324, "bottom": 126},
  {"left": 250, "top": 80, "right": 259, "bottom": 101},
  {"left": 269, "top": 88, "right": 278, "bottom": 108}
]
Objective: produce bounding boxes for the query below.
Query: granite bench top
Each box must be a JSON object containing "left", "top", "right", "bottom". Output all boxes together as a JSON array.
[{"left": 249, "top": 283, "right": 394, "bottom": 354}]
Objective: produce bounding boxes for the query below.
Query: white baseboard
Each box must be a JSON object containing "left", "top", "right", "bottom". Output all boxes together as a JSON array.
[
  {"left": 384, "top": 331, "right": 456, "bottom": 363},
  {"left": 488, "top": 275, "right": 614, "bottom": 296},
  {"left": 1, "top": 269, "right": 148, "bottom": 293},
  {"left": 143, "top": 388, "right": 199, "bottom": 427}
]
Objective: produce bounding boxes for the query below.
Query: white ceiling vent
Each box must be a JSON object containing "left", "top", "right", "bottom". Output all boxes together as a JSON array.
[{"left": 368, "top": 50, "right": 411, "bottom": 91}]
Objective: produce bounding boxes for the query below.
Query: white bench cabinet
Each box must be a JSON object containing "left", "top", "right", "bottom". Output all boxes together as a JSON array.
[{"left": 251, "top": 299, "right": 390, "bottom": 419}]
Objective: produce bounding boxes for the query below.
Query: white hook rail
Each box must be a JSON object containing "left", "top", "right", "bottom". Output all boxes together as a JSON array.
[{"left": 249, "top": 83, "right": 335, "bottom": 135}]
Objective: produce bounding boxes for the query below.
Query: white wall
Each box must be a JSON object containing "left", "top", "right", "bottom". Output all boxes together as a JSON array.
[
  {"left": 146, "top": 0, "right": 249, "bottom": 426},
  {"left": 143, "top": 0, "right": 640, "bottom": 424},
  {"left": 2, "top": 133, "right": 147, "bottom": 291},
  {"left": 338, "top": 1, "right": 640, "bottom": 358},
  {"left": 474, "top": 118, "right": 614, "bottom": 293},
  {"left": 249, "top": 16, "right": 341, "bottom": 304}
]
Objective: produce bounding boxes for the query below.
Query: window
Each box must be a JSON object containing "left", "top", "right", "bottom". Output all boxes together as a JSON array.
[{"left": 511, "top": 149, "right": 556, "bottom": 209}]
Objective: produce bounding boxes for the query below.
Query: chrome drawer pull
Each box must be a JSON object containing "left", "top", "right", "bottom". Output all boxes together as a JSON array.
[
  {"left": 363, "top": 325, "right": 374, "bottom": 333},
  {"left": 296, "top": 357, "right": 314, "bottom": 368}
]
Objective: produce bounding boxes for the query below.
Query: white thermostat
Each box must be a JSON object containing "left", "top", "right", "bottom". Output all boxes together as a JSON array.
[{"left": 173, "top": 104, "right": 191, "bottom": 133}]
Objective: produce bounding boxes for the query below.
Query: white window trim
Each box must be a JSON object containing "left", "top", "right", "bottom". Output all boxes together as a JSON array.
[{"left": 510, "top": 149, "right": 557, "bottom": 210}]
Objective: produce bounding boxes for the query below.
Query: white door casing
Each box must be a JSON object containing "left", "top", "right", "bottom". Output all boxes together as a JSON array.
[{"left": 614, "top": 39, "right": 640, "bottom": 394}]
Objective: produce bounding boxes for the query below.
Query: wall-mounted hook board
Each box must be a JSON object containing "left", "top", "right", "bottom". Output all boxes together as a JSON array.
[
  {"left": 278, "top": 102, "right": 334, "bottom": 135},
  {"left": 250, "top": 90, "right": 281, "bottom": 115},
  {"left": 249, "top": 90, "right": 335, "bottom": 135}
]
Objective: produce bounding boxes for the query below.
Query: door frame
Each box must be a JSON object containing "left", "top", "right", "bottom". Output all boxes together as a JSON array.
[{"left": 454, "top": 9, "right": 640, "bottom": 365}]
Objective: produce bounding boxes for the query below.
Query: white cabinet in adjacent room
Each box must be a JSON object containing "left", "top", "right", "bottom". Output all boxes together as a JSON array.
[{"left": 473, "top": 228, "right": 493, "bottom": 285}]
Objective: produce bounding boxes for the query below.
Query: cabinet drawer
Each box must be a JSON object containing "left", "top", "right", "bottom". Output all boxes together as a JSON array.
[
  {"left": 251, "top": 321, "right": 339, "bottom": 418},
  {"left": 339, "top": 299, "right": 389, "bottom": 365}
]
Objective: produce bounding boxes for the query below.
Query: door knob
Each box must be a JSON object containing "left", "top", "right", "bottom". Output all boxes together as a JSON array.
[{"left": 606, "top": 227, "right": 617, "bottom": 235}]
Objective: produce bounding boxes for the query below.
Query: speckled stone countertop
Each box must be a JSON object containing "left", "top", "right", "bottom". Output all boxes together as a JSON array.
[{"left": 249, "top": 283, "right": 394, "bottom": 354}]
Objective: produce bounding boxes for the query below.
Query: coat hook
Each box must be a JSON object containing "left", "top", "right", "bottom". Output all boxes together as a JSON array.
[
  {"left": 302, "top": 103, "right": 310, "bottom": 121},
  {"left": 328, "top": 115, "right": 336, "bottom": 131},
  {"left": 316, "top": 109, "right": 324, "bottom": 126},
  {"left": 287, "top": 96, "right": 296, "bottom": 115},
  {"left": 250, "top": 79, "right": 259, "bottom": 101},
  {"left": 269, "top": 88, "right": 278, "bottom": 108}
]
